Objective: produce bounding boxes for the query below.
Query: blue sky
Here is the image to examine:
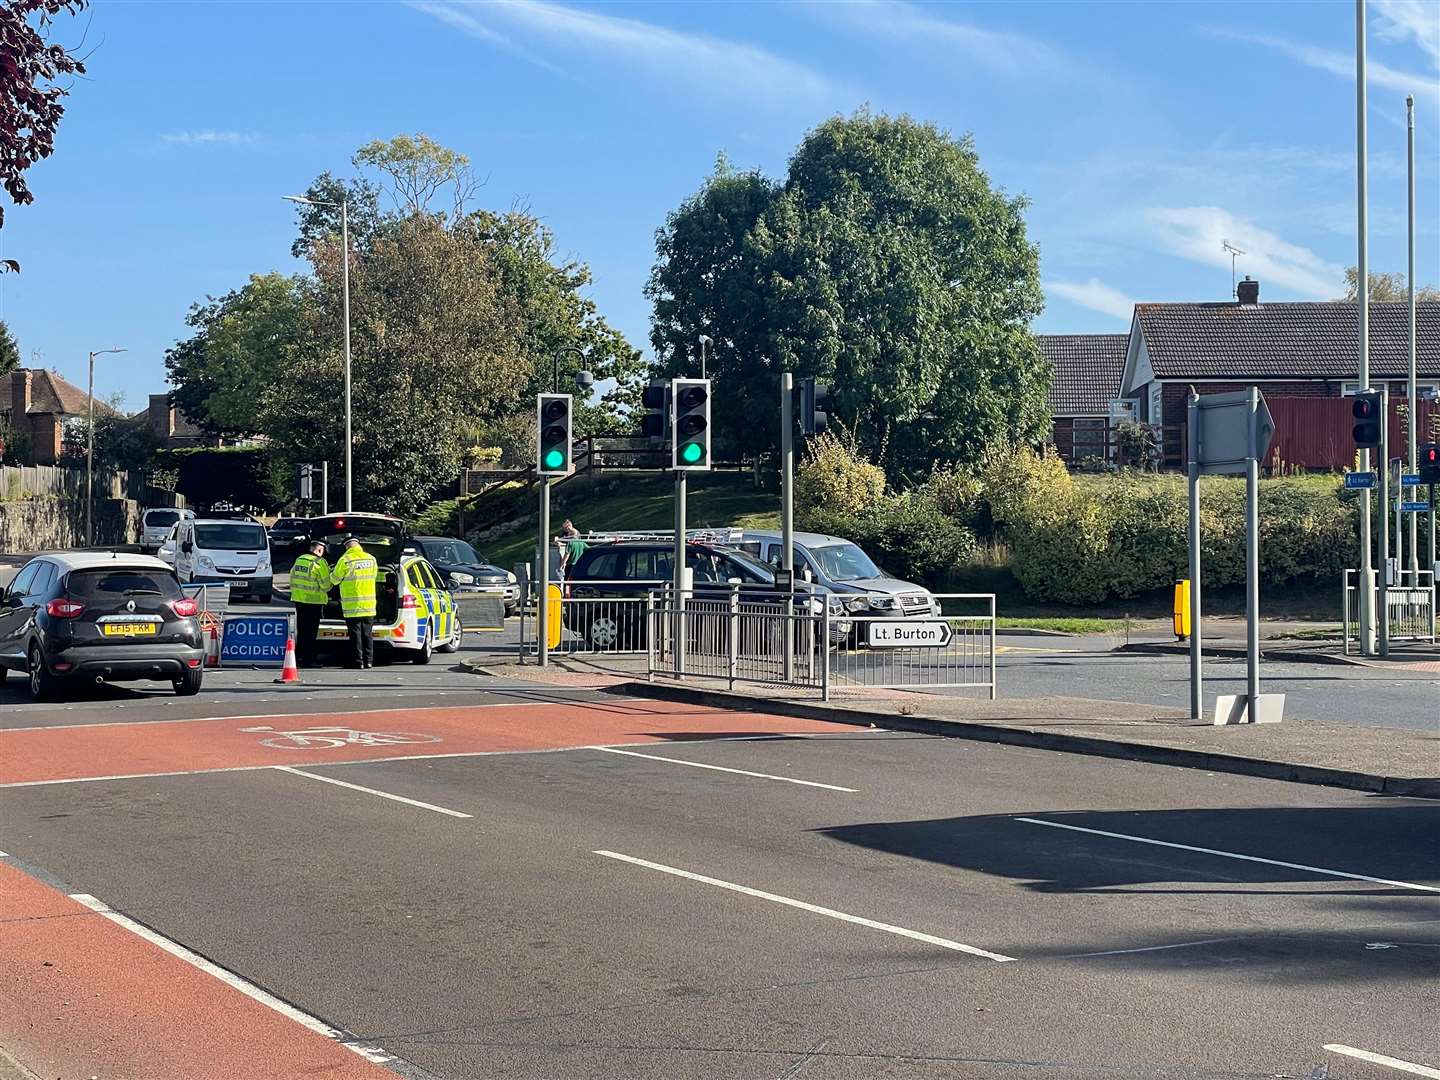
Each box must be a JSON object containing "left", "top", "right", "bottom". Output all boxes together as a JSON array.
[{"left": 2, "top": 0, "right": 1437, "bottom": 409}]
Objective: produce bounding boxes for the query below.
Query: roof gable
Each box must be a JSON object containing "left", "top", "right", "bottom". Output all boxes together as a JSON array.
[
  {"left": 1134, "top": 301, "right": 1440, "bottom": 380},
  {"left": 1038, "top": 333, "right": 1128, "bottom": 416}
]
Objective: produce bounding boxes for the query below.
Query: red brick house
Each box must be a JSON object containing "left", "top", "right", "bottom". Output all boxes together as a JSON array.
[
  {"left": 1039, "top": 333, "right": 1128, "bottom": 464},
  {"left": 1, "top": 368, "right": 119, "bottom": 465},
  {"left": 1116, "top": 279, "right": 1440, "bottom": 468}
]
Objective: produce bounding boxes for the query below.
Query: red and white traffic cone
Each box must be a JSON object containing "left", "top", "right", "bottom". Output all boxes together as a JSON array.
[{"left": 274, "top": 637, "right": 301, "bottom": 685}]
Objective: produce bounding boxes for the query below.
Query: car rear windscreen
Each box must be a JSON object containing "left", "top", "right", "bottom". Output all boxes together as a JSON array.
[
  {"left": 67, "top": 568, "right": 183, "bottom": 600},
  {"left": 195, "top": 524, "right": 268, "bottom": 550},
  {"left": 145, "top": 509, "right": 181, "bottom": 527}
]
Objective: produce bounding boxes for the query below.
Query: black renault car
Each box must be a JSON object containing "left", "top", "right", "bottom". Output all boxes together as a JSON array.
[{"left": 0, "top": 553, "right": 205, "bottom": 700}]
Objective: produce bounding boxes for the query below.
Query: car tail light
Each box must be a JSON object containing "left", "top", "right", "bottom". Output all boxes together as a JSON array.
[
  {"left": 46, "top": 599, "right": 85, "bottom": 618},
  {"left": 186, "top": 658, "right": 201, "bottom": 668},
  {"left": 400, "top": 593, "right": 417, "bottom": 610},
  {"left": 172, "top": 597, "right": 199, "bottom": 617},
  {"left": 54, "top": 661, "right": 73, "bottom": 672}
]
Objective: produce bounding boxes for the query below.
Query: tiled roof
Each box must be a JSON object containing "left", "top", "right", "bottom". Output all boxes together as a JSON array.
[
  {"left": 1136, "top": 301, "right": 1440, "bottom": 380},
  {"left": 1038, "top": 333, "right": 1128, "bottom": 416},
  {"left": 2, "top": 368, "right": 120, "bottom": 418}
]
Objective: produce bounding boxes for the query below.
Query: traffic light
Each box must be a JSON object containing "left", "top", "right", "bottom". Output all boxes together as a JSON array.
[
  {"left": 671, "top": 377, "right": 711, "bottom": 470},
  {"left": 641, "top": 379, "right": 669, "bottom": 446},
  {"left": 1420, "top": 442, "right": 1440, "bottom": 485},
  {"left": 536, "top": 393, "right": 573, "bottom": 476},
  {"left": 800, "top": 378, "right": 830, "bottom": 436},
  {"left": 1351, "top": 390, "right": 1383, "bottom": 449}
]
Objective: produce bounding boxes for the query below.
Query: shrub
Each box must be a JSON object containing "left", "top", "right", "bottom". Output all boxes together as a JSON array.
[
  {"left": 802, "top": 492, "right": 977, "bottom": 585},
  {"left": 977, "top": 445, "right": 1072, "bottom": 537},
  {"left": 795, "top": 431, "right": 886, "bottom": 516},
  {"left": 919, "top": 464, "right": 983, "bottom": 525}
]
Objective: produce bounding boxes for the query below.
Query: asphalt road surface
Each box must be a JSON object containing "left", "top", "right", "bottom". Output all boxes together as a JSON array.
[{"left": 2, "top": 672, "right": 1436, "bottom": 1079}]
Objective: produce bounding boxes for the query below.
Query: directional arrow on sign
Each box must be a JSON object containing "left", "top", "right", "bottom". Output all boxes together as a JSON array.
[{"left": 1253, "top": 394, "right": 1275, "bottom": 463}]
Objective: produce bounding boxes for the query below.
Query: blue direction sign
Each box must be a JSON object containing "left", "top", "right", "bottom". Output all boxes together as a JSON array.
[
  {"left": 1401, "top": 473, "right": 1422, "bottom": 486},
  {"left": 1401, "top": 501, "right": 1431, "bottom": 513},
  {"left": 1344, "top": 471, "right": 1377, "bottom": 489}
]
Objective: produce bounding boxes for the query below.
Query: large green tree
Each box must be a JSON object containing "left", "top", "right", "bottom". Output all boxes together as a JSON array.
[
  {"left": 648, "top": 114, "right": 1049, "bottom": 480},
  {"left": 0, "top": 319, "right": 19, "bottom": 375},
  {"left": 164, "top": 273, "right": 311, "bottom": 437},
  {"left": 263, "top": 214, "right": 528, "bottom": 517}
]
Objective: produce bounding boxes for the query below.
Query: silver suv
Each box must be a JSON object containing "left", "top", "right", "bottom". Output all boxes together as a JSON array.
[{"left": 729, "top": 529, "right": 938, "bottom": 618}]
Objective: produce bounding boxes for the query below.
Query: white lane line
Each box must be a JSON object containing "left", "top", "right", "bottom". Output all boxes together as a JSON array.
[
  {"left": 1063, "top": 938, "right": 1238, "bottom": 958},
  {"left": 1323, "top": 1045, "right": 1440, "bottom": 1078},
  {"left": 273, "top": 766, "right": 472, "bottom": 818},
  {"left": 587, "top": 746, "right": 857, "bottom": 791},
  {"left": 3, "top": 701, "right": 524, "bottom": 733},
  {"left": 1016, "top": 817, "right": 1440, "bottom": 895},
  {"left": 68, "top": 893, "right": 393, "bottom": 1064},
  {"left": 594, "top": 850, "right": 1016, "bottom": 963},
  {"left": 0, "top": 735, "right": 842, "bottom": 789}
]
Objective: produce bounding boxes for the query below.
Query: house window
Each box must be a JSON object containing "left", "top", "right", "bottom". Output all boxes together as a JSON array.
[
  {"left": 1343, "top": 381, "right": 1439, "bottom": 397},
  {"left": 1148, "top": 383, "right": 1164, "bottom": 425}
]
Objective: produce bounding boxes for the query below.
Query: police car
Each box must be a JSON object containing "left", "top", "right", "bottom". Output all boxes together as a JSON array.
[{"left": 306, "top": 514, "right": 463, "bottom": 664}]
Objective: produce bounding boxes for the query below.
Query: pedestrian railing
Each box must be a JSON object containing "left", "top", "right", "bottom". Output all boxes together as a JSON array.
[
  {"left": 518, "top": 579, "right": 663, "bottom": 658},
  {"left": 830, "top": 593, "right": 996, "bottom": 698},
  {"left": 1342, "top": 569, "right": 1437, "bottom": 653}
]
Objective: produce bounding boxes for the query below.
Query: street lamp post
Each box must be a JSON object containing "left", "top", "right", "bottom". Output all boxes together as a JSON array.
[
  {"left": 86, "top": 347, "right": 126, "bottom": 547},
  {"left": 698, "top": 335, "right": 712, "bottom": 379},
  {"left": 284, "top": 195, "right": 352, "bottom": 511}
]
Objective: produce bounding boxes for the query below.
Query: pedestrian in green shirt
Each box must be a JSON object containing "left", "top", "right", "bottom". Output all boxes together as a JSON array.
[{"left": 557, "top": 520, "right": 586, "bottom": 580}]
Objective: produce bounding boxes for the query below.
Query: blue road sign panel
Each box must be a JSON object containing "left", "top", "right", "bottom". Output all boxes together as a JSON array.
[
  {"left": 1344, "top": 472, "right": 1377, "bottom": 489},
  {"left": 219, "top": 614, "right": 289, "bottom": 667},
  {"left": 1400, "top": 473, "right": 1421, "bottom": 486},
  {"left": 1401, "top": 501, "right": 1431, "bottom": 513}
]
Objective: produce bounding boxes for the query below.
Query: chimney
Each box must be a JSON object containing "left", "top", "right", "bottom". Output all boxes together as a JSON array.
[
  {"left": 9, "top": 369, "right": 32, "bottom": 414},
  {"left": 1236, "top": 276, "right": 1260, "bottom": 305}
]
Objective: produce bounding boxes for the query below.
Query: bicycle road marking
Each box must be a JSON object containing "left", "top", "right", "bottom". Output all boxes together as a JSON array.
[
  {"left": 594, "top": 850, "right": 1016, "bottom": 963},
  {"left": 252, "top": 727, "right": 443, "bottom": 750},
  {"left": 273, "top": 766, "right": 473, "bottom": 818},
  {"left": 1015, "top": 817, "right": 1440, "bottom": 894}
]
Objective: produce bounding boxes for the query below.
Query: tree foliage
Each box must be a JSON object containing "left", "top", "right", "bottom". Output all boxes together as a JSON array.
[
  {"left": 288, "top": 171, "right": 384, "bottom": 260},
  {"left": 1342, "top": 266, "right": 1440, "bottom": 303},
  {"left": 0, "top": 0, "right": 87, "bottom": 269},
  {"left": 164, "top": 273, "right": 311, "bottom": 437},
  {"left": 648, "top": 114, "right": 1049, "bottom": 480},
  {"left": 354, "top": 132, "right": 477, "bottom": 218},
  {"left": 263, "top": 214, "right": 528, "bottom": 517},
  {"left": 0, "top": 319, "right": 19, "bottom": 375}
]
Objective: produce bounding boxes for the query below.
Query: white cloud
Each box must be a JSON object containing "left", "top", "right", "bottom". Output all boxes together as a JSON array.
[
  {"left": 813, "top": 0, "right": 1070, "bottom": 77},
  {"left": 1210, "top": 29, "right": 1436, "bottom": 97},
  {"left": 1373, "top": 0, "right": 1440, "bottom": 69},
  {"left": 408, "top": 0, "right": 847, "bottom": 106},
  {"left": 160, "top": 131, "right": 259, "bottom": 146},
  {"left": 1145, "top": 206, "right": 1344, "bottom": 299},
  {"left": 1046, "top": 278, "right": 1136, "bottom": 320}
]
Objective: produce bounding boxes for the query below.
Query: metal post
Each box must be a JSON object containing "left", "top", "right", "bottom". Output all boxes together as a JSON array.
[
  {"left": 821, "top": 602, "right": 831, "bottom": 701},
  {"left": 340, "top": 200, "right": 354, "bottom": 513},
  {"left": 646, "top": 591, "right": 656, "bottom": 681},
  {"left": 321, "top": 461, "right": 329, "bottom": 515},
  {"left": 988, "top": 594, "right": 997, "bottom": 701},
  {"left": 1187, "top": 390, "right": 1203, "bottom": 719},
  {"left": 1407, "top": 94, "right": 1419, "bottom": 574},
  {"left": 781, "top": 373, "right": 794, "bottom": 684},
  {"left": 1246, "top": 388, "right": 1261, "bottom": 717},
  {"left": 728, "top": 583, "right": 739, "bottom": 689},
  {"left": 673, "top": 470, "right": 686, "bottom": 675},
  {"left": 1430, "top": 483, "right": 1437, "bottom": 571},
  {"left": 1356, "top": 0, "right": 1375, "bottom": 656},
  {"left": 1379, "top": 388, "right": 1390, "bottom": 656},
  {"left": 538, "top": 476, "right": 550, "bottom": 667},
  {"left": 85, "top": 350, "right": 95, "bottom": 547}
]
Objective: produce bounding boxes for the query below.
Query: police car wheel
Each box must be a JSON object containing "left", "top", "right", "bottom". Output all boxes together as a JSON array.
[
  {"left": 437, "top": 614, "right": 462, "bottom": 654},
  {"left": 411, "top": 636, "right": 433, "bottom": 665}
]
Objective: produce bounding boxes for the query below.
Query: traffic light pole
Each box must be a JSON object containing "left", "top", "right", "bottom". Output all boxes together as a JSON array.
[
  {"left": 1356, "top": 0, "right": 1375, "bottom": 657},
  {"left": 1379, "top": 389, "right": 1390, "bottom": 657},
  {"left": 538, "top": 476, "right": 550, "bottom": 668},
  {"left": 781, "top": 373, "right": 794, "bottom": 685},
  {"left": 1187, "top": 390, "right": 1203, "bottom": 720},
  {"left": 673, "top": 470, "right": 686, "bottom": 676}
]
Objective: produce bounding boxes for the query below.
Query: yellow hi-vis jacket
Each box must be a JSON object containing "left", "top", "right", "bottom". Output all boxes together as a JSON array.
[
  {"left": 333, "top": 547, "right": 378, "bottom": 619},
  {"left": 288, "top": 553, "right": 331, "bottom": 606}
]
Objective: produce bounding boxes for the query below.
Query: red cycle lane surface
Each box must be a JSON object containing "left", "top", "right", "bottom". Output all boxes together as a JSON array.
[
  {"left": 0, "top": 862, "right": 397, "bottom": 1080},
  {"left": 0, "top": 699, "right": 859, "bottom": 786}
]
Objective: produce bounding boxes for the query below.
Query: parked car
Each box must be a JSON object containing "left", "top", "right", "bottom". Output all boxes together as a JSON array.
[
  {"left": 266, "top": 516, "right": 310, "bottom": 554},
  {"left": 562, "top": 540, "right": 849, "bottom": 650},
  {"left": 0, "top": 553, "right": 204, "bottom": 700},
  {"left": 157, "top": 524, "right": 180, "bottom": 567},
  {"left": 728, "top": 529, "right": 938, "bottom": 618},
  {"left": 139, "top": 507, "right": 194, "bottom": 554},
  {"left": 306, "top": 514, "right": 462, "bottom": 663},
  {"left": 407, "top": 536, "right": 519, "bottom": 615},
  {"left": 174, "top": 518, "right": 273, "bottom": 603}
]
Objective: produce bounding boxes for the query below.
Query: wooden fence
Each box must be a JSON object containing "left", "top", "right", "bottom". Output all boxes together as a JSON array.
[{"left": 1, "top": 464, "right": 184, "bottom": 507}]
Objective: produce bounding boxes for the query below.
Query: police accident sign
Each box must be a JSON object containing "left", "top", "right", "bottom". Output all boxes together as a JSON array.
[{"left": 866, "top": 619, "right": 952, "bottom": 648}]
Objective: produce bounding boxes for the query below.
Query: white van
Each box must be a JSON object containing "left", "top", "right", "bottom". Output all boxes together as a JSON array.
[
  {"left": 174, "top": 518, "right": 273, "bottom": 603},
  {"left": 140, "top": 507, "right": 194, "bottom": 553}
]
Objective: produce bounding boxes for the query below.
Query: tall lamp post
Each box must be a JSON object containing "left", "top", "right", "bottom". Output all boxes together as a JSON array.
[
  {"left": 86, "top": 347, "right": 126, "bottom": 547},
  {"left": 284, "top": 194, "right": 352, "bottom": 511}
]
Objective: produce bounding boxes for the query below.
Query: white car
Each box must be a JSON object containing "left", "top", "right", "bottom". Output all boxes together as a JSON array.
[
  {"left": 140, "top": 507, "right": 194, "bottom": 554},
  {"left": 157, "top": 524, "right": 180, "bottom": 567}
]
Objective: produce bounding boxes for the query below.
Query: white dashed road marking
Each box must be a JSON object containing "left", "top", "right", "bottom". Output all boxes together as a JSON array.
[
  {"left": 1323, "top": 1045, "right": 1440, "bottom": 1077},
  {"left": 587, "top": 745, "right": 857, "bottom": 791},
  {"left": 274, "top": 766, "right": 473, "bottom": 818}
]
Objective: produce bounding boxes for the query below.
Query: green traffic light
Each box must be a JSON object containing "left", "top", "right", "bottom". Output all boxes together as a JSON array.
[
  {"left": 680, "top": 441, "right": 704, "bottom": 464},
  {"left": 543, "top": 449, "right": 566, "bottom": 470}
]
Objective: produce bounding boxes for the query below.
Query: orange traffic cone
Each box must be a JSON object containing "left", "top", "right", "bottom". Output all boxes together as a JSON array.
[{"left": 274, "top": 637, "right": 301, "bottom": 684}]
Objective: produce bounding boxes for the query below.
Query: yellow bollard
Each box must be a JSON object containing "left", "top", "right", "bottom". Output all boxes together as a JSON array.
[
  {"left": 547, "top": 584, "right": 563, "bottom": 650},
  {"left": 1173, "top": 579, "right": 1191, "bottom": 640}
]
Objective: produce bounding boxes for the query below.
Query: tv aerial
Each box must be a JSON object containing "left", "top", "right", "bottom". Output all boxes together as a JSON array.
[{"left": 1222, "top": 240, "right": 1246, "bottom": 298}]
